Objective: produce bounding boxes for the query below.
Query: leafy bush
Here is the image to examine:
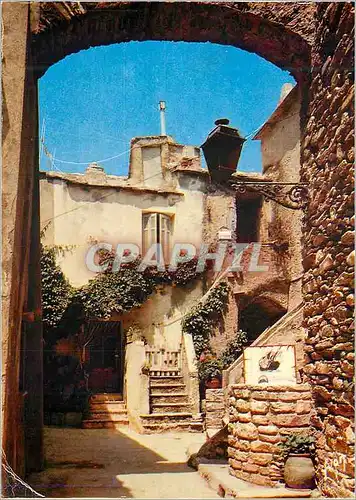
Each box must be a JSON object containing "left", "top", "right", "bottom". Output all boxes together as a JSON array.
[
  {"left": 41, "top": 246, "right": 74, "bottom": 329},
  {"left": 278, "top": 434, "right": 315, "bottom": 459},
  {"left": 198, "top": 358, "right": 223, "bottom": 382},
  {"left": 182, "top": 281, "right": 230, "bottom": 357},
  {"left": 220, "top": 330, "right": 248, "bottom": 369}
]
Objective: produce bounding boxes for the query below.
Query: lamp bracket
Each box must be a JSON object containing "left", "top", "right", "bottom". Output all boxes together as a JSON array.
[{"left": 229, "top": 181, "right": 308, "bottom": 210}]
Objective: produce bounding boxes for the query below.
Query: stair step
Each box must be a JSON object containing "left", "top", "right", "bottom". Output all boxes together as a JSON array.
[
  {"left": 151, "top": 393, "right": 189, "bottom": 404},
  {"left": 142, "top": 421, "right": 204, "bottom": 433},
  {"left": 141, "top": 412, "right": 192, "bottom": 422},
  {"left": 150, "top": 377, "right": 184, "bottom": 385},
  {"left": 89, "top": 402, "right": 126, "bottom": 411},
  {"left": 88, "top": 410, "right": 127, "bottom": 418},
  {"left": 82, "top": 420, "right": 129, "bottom": 429},
  {"left": 150, "top": 384, "right": 186, "bottom": 395},
  {"left": 151, "top": 403, "right": 191, "bottom": 413},
  {"left": 86, "top": 412, "right": 128, "bottom": 422},
  {"left": 90, "top": 393, "right": 123, "bottom": 402}
]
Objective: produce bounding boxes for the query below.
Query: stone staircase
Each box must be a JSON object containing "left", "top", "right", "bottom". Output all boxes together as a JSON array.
[
  {"left": 140, "top": 371, "right": 204, "bottom": 433},
  {"left": 82, "top": 393, "right": 129, "bottom": 429}
]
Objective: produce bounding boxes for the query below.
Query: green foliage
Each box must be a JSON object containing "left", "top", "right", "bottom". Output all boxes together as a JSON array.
[
  {"left": 41, "top": 247, "right": 203, "bottom": 327},
  {"left": 182, "top": 281, "right": 230, "bottom": 357},
  {"left": 220, "top": 330, "right": 249, "bottom": 368},
  {"left": 278, "top": 434, "right": 315, "bottom": 460},
  {"left": 74, "top": 267, "right": 155, "bottom": 319},
  {"left": 41, "top": 246, "right": 74, "bottom": 329},
  {"left": 198, "top": 358, "right": 223, "bottom": 382}
]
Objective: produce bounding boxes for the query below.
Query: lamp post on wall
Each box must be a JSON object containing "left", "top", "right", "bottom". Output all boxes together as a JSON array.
[{"left": 159, "top": 100, "right": 167, "bottom": 136}]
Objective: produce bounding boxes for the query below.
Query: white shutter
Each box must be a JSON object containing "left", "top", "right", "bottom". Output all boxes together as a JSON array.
[
  {"left": 159, "top": 214, "right": 171, "bottom": 263},
  {"left": 142, "top": 213, "right": 158, "bottom": 256}
]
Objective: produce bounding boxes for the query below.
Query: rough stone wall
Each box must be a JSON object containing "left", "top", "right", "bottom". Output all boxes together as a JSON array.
[
  {"left": 205, "top": 389, "right": 225, "bottom": 430},
  {"left": 228, "top": 384, "right": 313, "bottom": 487},
  {"left": 32, "top": 2, "right": 313, "bottom": 81},
  {"left": 301, "top": 3, "right": 355, "bottom": 497},
  {"left": 2, "top": 2, "right": 43, "bottom": 478}
]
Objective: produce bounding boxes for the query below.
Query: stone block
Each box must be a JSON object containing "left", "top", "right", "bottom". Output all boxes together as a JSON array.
[
  {"left": 242, "top": 462, "right": 259, "bottom": 473},
  {"left": 238, "top": 412, "right": 252, "bottom": 423},
  {"left": 270, "top": 402, "right": 295, "bottom": 414},
  {"left": 259, "top": 433, "right": 280, "bottom": 444},
  {"left": 295, "top": 400, "right": 313, "bottom": 414},
  {"left": 271, "top": 414, "right": 310, "bottom": 427},
  {"left": 257, "top": 424, "right": 279, "bottom": 435},
  {"left": 250, "top": 401, "right": 269, "bottom": 414},
  {"left": 235, "top": 399, "right": 250, "bottom": 412},
  {"left": 250, "top": 440, "right": 277, "bottom": 454},
  {"left": 229, "top": 458, "right": 242, "bottom": 471},
  {"left": 249, "top": 452, "right": 273, "bottom": 466},
  {"left": 251, "top": 414, "right": 270, "bottom": 425},
  {"left": 250, "top": 391, "right": 280, "bottom": 401},
  {"left": 234, "top": 422, "right": 258, "bottom": 440},
  {"left": 235, "top": 439, "right": 251, "bottom": 452},
  {"left": 249, "top": 473, "right": 274, "bottom": 487}
]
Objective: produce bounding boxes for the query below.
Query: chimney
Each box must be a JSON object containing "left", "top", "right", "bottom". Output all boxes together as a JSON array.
[{"left": 201, "top": 118, "right": 246, "bottom": 182}]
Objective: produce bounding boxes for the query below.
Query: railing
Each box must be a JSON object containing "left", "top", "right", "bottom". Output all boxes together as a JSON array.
[{"left": 145, "top": 346, "right": 182, "bottom": 376}]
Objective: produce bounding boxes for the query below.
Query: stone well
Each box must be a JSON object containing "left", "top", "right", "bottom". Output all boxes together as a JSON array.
[{"left": 228, "top": 384, "right": 313, "bottom": 487}]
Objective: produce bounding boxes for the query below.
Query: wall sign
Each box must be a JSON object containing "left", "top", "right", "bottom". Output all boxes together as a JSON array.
[{"left": 243, "top": 345, "right": 297, "bottom": 385}]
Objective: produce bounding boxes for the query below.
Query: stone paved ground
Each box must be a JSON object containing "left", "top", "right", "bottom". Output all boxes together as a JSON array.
[{"left": 27, "top": 427, "right": 219, "bottom": 498}]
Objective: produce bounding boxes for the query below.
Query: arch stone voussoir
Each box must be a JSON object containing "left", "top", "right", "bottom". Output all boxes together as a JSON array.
[{"left": 31, "top": 2, "right": 314, "bottom": 81}]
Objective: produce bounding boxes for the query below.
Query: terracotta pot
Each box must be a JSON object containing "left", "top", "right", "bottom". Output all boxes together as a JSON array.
[
  {"left": 284, "top": 454, "right": 315, "bottom": 489},
  {"left": 205, "top": 377, "right": 222, "bottom": 389}
]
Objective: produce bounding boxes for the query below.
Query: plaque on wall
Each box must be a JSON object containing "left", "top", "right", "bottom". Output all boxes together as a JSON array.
[{"left": 243, "top": 345, "right": 297, "bottom": 385}]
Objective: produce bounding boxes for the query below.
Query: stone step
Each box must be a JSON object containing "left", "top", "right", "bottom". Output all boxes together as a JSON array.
[
  {"left": 141, "top": 421, "right": 204, "bottom": 434},
  {"left": 86, "top": 412, "right": 129, "bottom": 422},
  {"left": 150, "top": 376, "right": 184, "bottom": 385},
  {"left": 151, "top": 393, "right": 189, "bottom": 404},
  {"left": 89, "top": 402, "right": 126, "bottom": 412},
  {"left": 90, "top": 393, "right": 123, "bottom": 402},
  {"left": 151, "top": 403, "right": 191, "bottom": 413},
  {"left": 150, "top": 384, "right": 186, "bottom": 395},
  {"left": 141, "top": 412, "right": 193, "bottom": 423},
  {"left": 82, "top": 419, "right": 129, "bottom": 429}
]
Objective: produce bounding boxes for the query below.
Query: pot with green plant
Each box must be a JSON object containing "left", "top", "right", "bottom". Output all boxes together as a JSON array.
[
  {"left": 198, "top": 358, "right": 223, "bottom": 389},
  {"left": 278, "top": 434, "right": 315, "bottom": 489}
]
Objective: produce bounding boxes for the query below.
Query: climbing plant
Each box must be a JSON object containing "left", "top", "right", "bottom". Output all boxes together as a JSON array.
[
  {"left": 182, "top": 281, "right": 230, "bottom": 357},
  {"left": 41, "top": 248, "right": 203, "bottom": 326},
  {"left": 41, "top": 245, "right": 74, "bottom": 330},
  {"left": 220, "top": 330, "right": 249, "bottom": 368}
]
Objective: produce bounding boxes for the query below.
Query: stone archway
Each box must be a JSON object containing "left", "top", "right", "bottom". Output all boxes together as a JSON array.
[
  {"left": 239, "top": 296, "right": 286, "bottom": 343},
  {"left": 31, "top": 2, "right": 314, "bottom": 81},
  {"left": 2, "top": 2, "right": 354, "bottom": 497}
]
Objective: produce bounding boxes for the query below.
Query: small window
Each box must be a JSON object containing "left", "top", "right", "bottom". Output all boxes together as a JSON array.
[
  {"left": 142, "top": 213, "right": 172, "bottom": 261},
  {"left": 236, "top": 197, "right": 261, "bottom": 243}
]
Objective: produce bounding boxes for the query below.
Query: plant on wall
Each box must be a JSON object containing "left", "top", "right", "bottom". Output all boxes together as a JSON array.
[
  {"left": 41, "top": 245, "right": 74, "bottom": 330},
  {"left": 220, "top": 330, "right": 249, "bottom": 368},
  {"left": 182, "top": 281, "right": 230, "bottom": 358}
]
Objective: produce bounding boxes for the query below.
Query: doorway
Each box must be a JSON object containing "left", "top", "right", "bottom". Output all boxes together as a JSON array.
[{"left": 86, "top": 321, "right": 124, "bottom": 393}]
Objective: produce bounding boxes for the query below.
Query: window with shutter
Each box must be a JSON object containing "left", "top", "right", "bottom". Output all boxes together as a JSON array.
[{"left": 142, "top": 213, "right": 172, "bottom": 263}]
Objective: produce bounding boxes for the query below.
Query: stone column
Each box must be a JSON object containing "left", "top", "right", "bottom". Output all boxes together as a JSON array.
[
  {"left": 2, "top": 1, "right": 42, "bottom": 477},
  {"left": 301, "top": 3, "right": 354, "bottom": 497}
]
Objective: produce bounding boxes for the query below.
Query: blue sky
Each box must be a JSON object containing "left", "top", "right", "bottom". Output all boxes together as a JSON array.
[{"left": 39, "top": 41, "right": 295, "bottom": 175}]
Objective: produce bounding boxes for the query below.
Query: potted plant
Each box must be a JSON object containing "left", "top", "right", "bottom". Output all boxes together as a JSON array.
[
  {"left": 278, "top": 433, "right": 315, "bottom": 489},
  {"left": 198, "top": 358, "right": 223, "bottom": 389},
  {"left": 141, "top": 360, "right": 151, "bottom": 375}
]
